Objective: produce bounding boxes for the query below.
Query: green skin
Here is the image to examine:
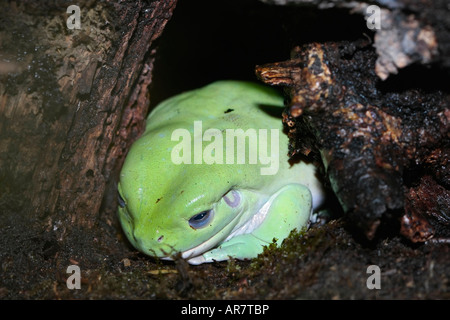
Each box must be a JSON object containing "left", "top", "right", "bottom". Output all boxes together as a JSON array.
[{"left": 118, "top": 81, "right": 324, "bottom": 265}]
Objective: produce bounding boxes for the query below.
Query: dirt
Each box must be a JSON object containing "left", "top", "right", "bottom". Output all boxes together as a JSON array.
[{"left": 1, "top": 207, "right": 448, "bottom": 299}]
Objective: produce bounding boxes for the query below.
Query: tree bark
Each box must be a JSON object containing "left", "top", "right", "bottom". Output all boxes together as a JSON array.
[
  {"left": 0, "top": 0, "right": 177, "bottom": 241},
  {"left": 256, "top": 0, "right": 450, "bottom": 240}
]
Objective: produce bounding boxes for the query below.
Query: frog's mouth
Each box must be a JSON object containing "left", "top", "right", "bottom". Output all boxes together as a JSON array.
[
  {"left": 161, "top": 203, "right": 253, "bottom": 265},
  {"left": 161, "top": 219, "right": 240, "bottom": 265},
  {"left": 166, "top": 195, "right": 275, "bottom": 265},
  {"left": 159, "top": 235, "right": 225, "bottom": 265}
]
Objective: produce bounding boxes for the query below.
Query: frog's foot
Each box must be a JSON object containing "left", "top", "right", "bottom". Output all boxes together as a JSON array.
[
  {"left": 187, "top": 184, "right": 313, "bottom": 265},
  {"left": 186, "top": 233, "right": 267, "bottom": 264}
]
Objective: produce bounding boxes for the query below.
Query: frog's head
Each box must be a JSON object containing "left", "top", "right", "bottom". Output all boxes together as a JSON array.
[
  {"left": 118, "top": 80, "right": 284, "bottom": 263},
  {"left": 117, "top": 125, "right": 261, "bottom": 263}
]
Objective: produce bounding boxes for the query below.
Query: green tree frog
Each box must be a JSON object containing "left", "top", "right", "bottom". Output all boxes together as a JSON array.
[{"left": 118, "top": 81, "right": 324, "bottom": 265}]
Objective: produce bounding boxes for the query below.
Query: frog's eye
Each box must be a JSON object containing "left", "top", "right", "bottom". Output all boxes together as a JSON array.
[
  {"left": 189, "top": 209, "right": 214, "bottom": 229},
  {"left": 223, "top": 190, "right": 240, "bottom": 208},
  {"left": 118, "top": 193, "right": 126, "bottom": 208}
]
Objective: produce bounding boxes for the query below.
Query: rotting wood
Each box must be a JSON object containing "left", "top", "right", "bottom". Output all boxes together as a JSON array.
[
  {"left": 256, "top": 41, "right": 449, "bottom": 240},
  {"left": 259, "top": 0, "right": 450, "bottom": 79}
]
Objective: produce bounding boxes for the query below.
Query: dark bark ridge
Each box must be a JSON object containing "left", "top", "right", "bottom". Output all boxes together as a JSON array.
[{"left": 256, "top": 41, "right": 449, "bottom": 240}]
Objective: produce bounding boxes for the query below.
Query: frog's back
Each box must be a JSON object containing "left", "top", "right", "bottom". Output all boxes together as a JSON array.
[
  {"left": 146, "top": 81, "right": 285, "bottom": 132},
  {"left": 132, "top": 80, "right": 293, "bottom": 197}
]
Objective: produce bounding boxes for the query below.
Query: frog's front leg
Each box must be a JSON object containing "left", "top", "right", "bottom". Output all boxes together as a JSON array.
[{"left": 187, "top": 184, "right": 312, "bottom": 265}]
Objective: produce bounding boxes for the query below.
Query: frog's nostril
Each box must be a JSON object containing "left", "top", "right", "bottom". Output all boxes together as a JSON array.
[{"left": 157, "top": 235, "right": 164, "bottom": 243}]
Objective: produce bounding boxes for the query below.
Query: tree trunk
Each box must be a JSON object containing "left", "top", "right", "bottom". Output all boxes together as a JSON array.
[
  {"left": 0, "top": 0, "right": 176, "bottom": 240},
  {"left": 0, "top": 2, "right": 178, "bottom": 295}
]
